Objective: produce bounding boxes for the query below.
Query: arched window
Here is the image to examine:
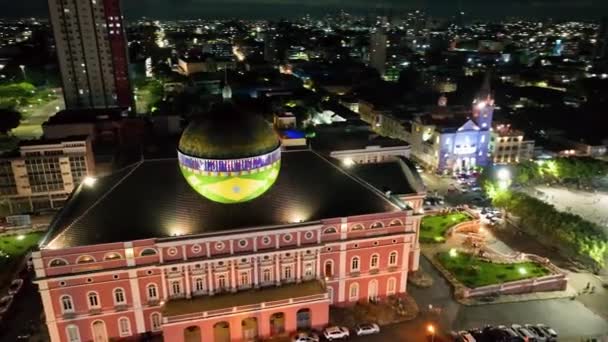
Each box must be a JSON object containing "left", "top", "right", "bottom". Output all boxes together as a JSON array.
[
  {"left": 76, "top": 255, "right": 95, "bottom": 264},
  {"left": 113, "top": 288, "right": 126, "bottom": 305},
  {"left": 118, "top": 317, "right": 131, "bottom": 337},
  {"left": 262, "top": 269, "right": 272, "bottom": 283},
  {"left": 323, "top": 227, "right": 337, "bottom": 234},
  {"left": 87, "top": 292, "right": 100, "bottom": 309},
  {"left": 49, "top": 258, "right": 68, "bottom": 267},
  {"left": 324, "top": 260, "right": 333, "bottom": 277},
  {"left": 389, "top": 219, "right": 403, "bottom": 226},
  {"left": 284, "top": 266, "right": 292, "bottom": 279},
  {"left": 389, "top": 251, "right": 398, "bottom": 266},
  {"left": 349, "top": 282, "right": 359, "bottom": 301},
  {"left": 66, "top": 325, "right": 81, "bottom": 342},
  {"left": 60, "top": 295, "right": 74, "bottom": 313},
  {"left": 240, "top": 272, "right": 249, "bottom": 286},
  {"left": 387, "top": 277, "right": 397, "bottom": 295},
  {"left": 217, "top": 275, "right": 227, "bottom": 289},
  {"left": 370, "top": 222, "right": 384, "bottom": 229},
  {"left": 368, "top": 279, "right": 378, "bottom": 301},
  {"left": 370, "top": 254, "right": 379, "bottom": 269},
  {"left": 104, "top": 252, "right": 122, "bottom": 261},
  {"left": 194, "top": 278, "right": 205, "bottom": 292},
  {"left": 147, "top": 284, "right": 158, "bottom": 300},
  {"left": 351, "top": 256, "right": 360, "bottom": 272},
  {"left": 150, "top": 312, "right": 162, "bottom": 331},
  {"left": 350, "top": 224, "right": 364, "bottom": 231},
  {"left": 139, "top": 248, "right": 157, "bottom": 257},
  {"left": 171, "top": 281, "right": 181, "bottom": 296}
]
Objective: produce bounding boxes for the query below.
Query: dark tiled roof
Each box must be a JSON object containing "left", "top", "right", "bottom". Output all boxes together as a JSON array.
[
  {"left": 42, "top": 150, "right": 397, "bottom": 249},
  {"left": 351, "top": 157, "right": 425, "bottom": 196}
]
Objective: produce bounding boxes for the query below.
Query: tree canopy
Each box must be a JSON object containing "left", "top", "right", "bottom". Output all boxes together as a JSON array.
[{"left": 0, "top": 109, "right": 22, "bottom": 134}]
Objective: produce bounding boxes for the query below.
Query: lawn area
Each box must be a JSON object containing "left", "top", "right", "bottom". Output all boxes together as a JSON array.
[
  {"left": 420, "top": 212, "right": 471, "bottom": 243},
  {"left": 0, "top": 232, "right": 44, "bottom": 258},
  {"left": 437, "top": 252, "right": 551, "bottom": 288}
]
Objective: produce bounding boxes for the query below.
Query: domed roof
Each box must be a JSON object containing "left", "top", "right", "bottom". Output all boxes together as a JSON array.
[{"left": 179, "top": 104, "right": 280, "bottom": 159}]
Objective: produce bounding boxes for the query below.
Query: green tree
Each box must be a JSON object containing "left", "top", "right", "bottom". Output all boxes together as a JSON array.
[{"left": 0, "top": 109, "right": 22, "bottom": 134}]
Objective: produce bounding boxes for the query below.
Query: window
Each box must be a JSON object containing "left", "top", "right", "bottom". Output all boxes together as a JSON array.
[
  {"left": 103, "top": 253, "right": 122, "bottom": 260},
  {"left": 238, "top": 239, "right": 248, "bottom": 247},
  {"left": 61, "top": 295, "right": 74, "bottom": 313},
  {"left": 262, "top": 236, "right": 272, "bottom": 245},
  {"left": 304, "top": 231, "right": 314, "bottom": 240},
  {"left": 139, "top": 248, "right": 157, "bottom": 257},
  {"left": 349, "top": 283, "right": 359, "bottom": 301},
  {"left": 118, "top": 317, "right": 131, "bottom": 337},
  {"left": 215, "top": 241, "right": 225, "bottom": 251},
  {"left": 262, "top": 269, "right": 272, "bottom": 283},
  {"left": 304, "top": 263, "right": 313, "bottom": 277},
  {"left": 171, "top": 281, "right": 181, "bottom": 296},
  {"left": 147, "top": 284, "right": 158, "bottom": 300},
  {"left": 217, "top": 275, "right": 227, "bottom": 289},
  {"left": 284, "top": 266, "right": 292, "bottom": 279},
  {"left": 387, "top": 278, "right": 397, "bottom": 295},
  {"left": 350, "top": 224, "right": 364, "bottom": 231},
  {"left": 389, "top": 219, "right": 403, "bottom": 226},
  {"left": 49, "top": 258, "right": 68, "bottom": 267},
  {"left": 194, "top": 278, "right": 205, "bottom": 292},
  {"left": 370, "top": 254, "right": 379, "bottom": 269},
  {"left": 87, "top": 292, "right": 100, "bottom": 309},
  {"left": 389, "top": 252, "right": 398, "bottom": 266},
  {"left": 351, "top": 256, "right": 360, "bottom": 272},
  {"left": 191, "top": 244, "right": 202, "bottom": 254},
  {"left": 282, "top": 234, "right": 293, "bottom": 243},
  {"left": 323, "top": 227, "right": 337, "bottom": 234},
  {"left": 66, "top": 325, "right": 81, "bottom": 342},
  {"left": 240, "top": 272, "right": 249, "bottom": 286},
  {"left": 76, "top": 255, "right": 95, "bottom": 264},
  {"left": 324, "top": 261, "right": 333, "bottom": 277},
  {"left": 114, "top": 288, "right": 125, "bottom": 305},
  {"left": 370, "top": 222, "right": 384, "bottom": 229},
  {"left": 150, "top": 312, "right": 162, "bottom": 331}
]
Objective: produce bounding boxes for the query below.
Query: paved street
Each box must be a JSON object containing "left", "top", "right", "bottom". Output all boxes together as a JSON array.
[
  {"left": 0, "top": 271, "right": 44, "bottom": 342},
  {"left": 12, "top": 89, "right": 64, "bottom": 139}
]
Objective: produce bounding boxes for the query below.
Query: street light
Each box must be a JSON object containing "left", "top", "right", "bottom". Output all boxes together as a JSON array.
[
  {"left": 19, "top": 65, "right": 27, "bottom": 80},
  {"left": 497, "top": 168, "right": 510, "bottom": 181},
  {"left": 427, "top": 324, "right": 435, "bottom": 342},
  {"left": 83, "top": 176, "right": 97, "bottom": 187}
]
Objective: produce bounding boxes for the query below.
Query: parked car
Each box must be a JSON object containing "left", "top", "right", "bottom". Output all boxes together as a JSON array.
[
  {"left": 525, "top": 324, "right": 549, "bottom": 341},
  {"left": 355, "top": 323, "right": 380, "bottom": 336},
  {"left": 511, "top": 324, "right": 536, "bottom": 341},
  {"left": 497, "top": 325, "right": 524, "bottom": 342},
  {"left": 323, "top": 326, "right": 349, "bottom": 340},
  {"left": 8, "top": 278, "right": 24, "bottom": 295},
  {"left": 536, "top": 324, "right": 558, "bottom": 340},
  {"left": 0, "top": 295, "right": 14, "bottom": 315},
  {"left": 292, "top": 332, "right": 319, "bottom": 342}
]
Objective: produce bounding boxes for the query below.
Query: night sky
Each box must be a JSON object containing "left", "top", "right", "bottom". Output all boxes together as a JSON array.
[{"left": 2, "top": 0, "right": 608, "bottom": 20}]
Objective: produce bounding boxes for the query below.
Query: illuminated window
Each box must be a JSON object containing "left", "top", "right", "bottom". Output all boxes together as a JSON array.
[
  {"left": 49, "top": 258, "right": 68, "bottom": 267},
  {"left": 387, "top": 278, "right": 397, "bottom": 295},
  {"left": 350, "top": 224, "right": 364, "bottom": 231},
  {"left": 104, "top": 253, "right": 122, "bottom": 261},
  {"left": 66, "top": 325, "right": 80, "bottom": 342},
  {"left": 349, "top": 282, "right": 359, "bottom": 301},
  {"left": 150, "top": 313, "right": 162, "bottom": 331},
  {"left": 118, "top": 317, "right": 131, "bottom": 337},
  {"left": 323, "top": 227, "right": 337, "bottom": 234},
  {"left": 76, "top": 255, "right": 95, "bottom": 264},
  {"left": 139, "top": 248, "right": 157, "bottom": 257}
]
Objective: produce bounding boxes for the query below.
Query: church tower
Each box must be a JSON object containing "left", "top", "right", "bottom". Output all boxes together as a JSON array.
[{"left": 472, "top": 71, "right": 494, "bottom": 130}]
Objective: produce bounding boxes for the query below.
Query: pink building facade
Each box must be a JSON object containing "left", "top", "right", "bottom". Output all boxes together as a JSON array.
[{"left": 34, "top": 210, "right": 421, "bottom": 342}]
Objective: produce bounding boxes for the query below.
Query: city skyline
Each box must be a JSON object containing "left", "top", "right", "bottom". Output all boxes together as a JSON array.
[{"left": 2, "top": 0, "right": 608, "bottom": 20}]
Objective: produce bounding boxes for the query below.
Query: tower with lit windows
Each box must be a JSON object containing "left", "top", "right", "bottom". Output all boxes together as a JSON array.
[
  {"left": 48, "top": 0, "right": 133, "bottom": 110},
  {"left": 471, "top": 72, "right": 494, "bottom": 169}
]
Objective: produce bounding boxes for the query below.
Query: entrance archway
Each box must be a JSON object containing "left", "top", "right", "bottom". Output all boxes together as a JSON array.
[
  {"left": 296, "top": 308, "right": 311, "bottom": 330},
  {"left": 184, "top": 326, "right": 201, "bottom": 342},
  {"left": 91, "top": 321, "right": 108, "bottom": 342},
  {"left": 213, "top": 321, "right": 231, "bottom": 342},
  {"left": 368, "top": 279, "right": 378, "bottom": 302},
  {"left": 241, "top": 317, "right": 258, "bottom": 340},
  {"left": 269, "top": 312, "right": 285, "bottom": 335}
]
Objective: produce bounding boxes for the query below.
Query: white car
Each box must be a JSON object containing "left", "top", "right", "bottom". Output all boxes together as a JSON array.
[
  {"left": 355, "top": 323, "right": 380, "bottom": 336},
  {"left": 323, "top": 326, "right": 349, "bottom": 340},
  {"left": 8, "top": 278, "right": 24, "bottom": 295},
  {"left": 537, "top": 324, "right": 558, "bottom": 340},
  {"left": 292, "top": 332, "right": 319, "bottom": 342},
  {"left": 0, "top": 295, "right": 13, "bottom": 315}
]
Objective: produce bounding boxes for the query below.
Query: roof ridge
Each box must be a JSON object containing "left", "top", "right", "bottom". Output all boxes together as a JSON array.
[
  {"left": 310, "top": 150, "right": 402, "bottom": 211},
  {"left": 45, "top": 160, "right": 145, "bottom": 248}
]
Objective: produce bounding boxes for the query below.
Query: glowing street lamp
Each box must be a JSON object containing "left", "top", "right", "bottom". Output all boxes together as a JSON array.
[
  {"left": 19, "top": 65, "right": 27, "bottom": 80},
  {"left": 342, "top": 158, "right": 354, "bottom": 168},
  {"left": 497, "top": 168, "right": 511, "bottom": 190},
  {"left": 427, "top": 324, "right": 436, "bottom": 342},
  {"left": 449, "top": 248, "right": 458, "bottom": 258},
  {"left": 518, "top": 267, "right": 527, "bottom": 275},
  {"left": 83, "top": 176, "right": 97, "bottom": 187}
]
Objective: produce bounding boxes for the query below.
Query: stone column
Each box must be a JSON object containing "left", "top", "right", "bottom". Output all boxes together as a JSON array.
[
  {"left": 184, "top": 266, "right": 191, "bottom": 299},
  {"left": 207, "top": 264, "right": 214, "bottom": 295},
  {"left": 275, "top": 255, "right": 281, "bottom": 286},
  {"left": 296, "top": 252, "right": 302, "bottom": 282},
  {"left": 253, "top": 257, "right": 259, "bottom": 288},
  {"left": 231, "top": 260, "right": 237, "bottom": 292}
]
